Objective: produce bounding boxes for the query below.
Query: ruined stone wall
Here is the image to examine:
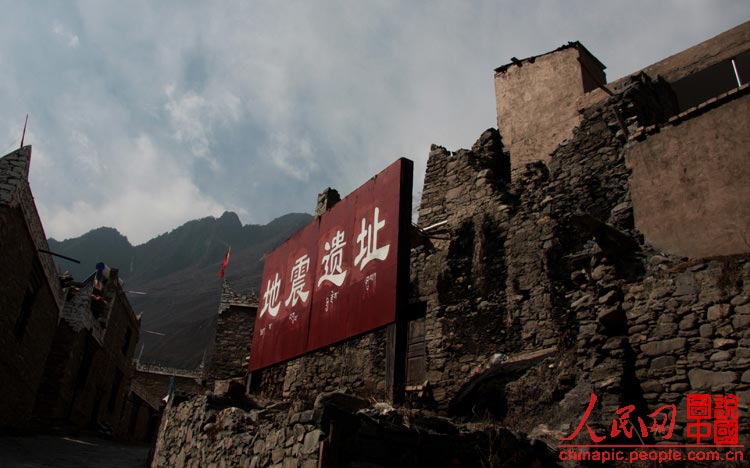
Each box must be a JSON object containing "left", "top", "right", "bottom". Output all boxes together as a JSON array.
[
  {"left": 627, "top": 255, "right": 750, "bottom": 441},
  {"left": 204, "top": 280, "right": 386, "bottom": 405},
  {"left": 413, "top": 74, "right": 695, "bottom": 423},
  {"left": 207, "top": 281, "right": 258, "bottom": 386},
  {"left": 99, "top": 287, "right": 140, "bottom": 434},
  {"left": 258, "top": 330, "right": 387, "bottom": 404},
  {"left": 152, "top": 391, "right": 558, "bottom": 468},
  {"left": 412, "top": 129, "right": 521, "bottom": 407},
  {"left": 152, "top": 395, "right": 322, "bottom": 468},
  {"left": 626, "top": 88, "right": 750, "bottom": 258},
  {"left": 134, "top": 369, "right": 203, "bottom": 401},
  {"left": 0, "top": 205, "right": 60, "bottom": 430},
  {"left": 462, "top": 74, "right": 750, "bottom": 449},
  {"left": 37, "top": 279, "right": 142, "bottom": 435}
]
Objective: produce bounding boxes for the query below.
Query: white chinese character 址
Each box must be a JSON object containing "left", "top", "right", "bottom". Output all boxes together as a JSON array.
[
  {"left": 318, "top": 230, "right": 348, "bottom": 287},
  {"left": 284, "top": 254, "right": 311, "bottom": 307},
  {"left": 260, "top": 272, "right": 281, "bottom": 317},
  {"left": 354, "top": 207, "right": 390, "bottom": 270}
]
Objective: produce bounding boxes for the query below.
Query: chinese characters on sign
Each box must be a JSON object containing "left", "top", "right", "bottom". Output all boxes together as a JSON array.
[
  {"left": 249, "top": 158, "right": 412, "bottom": 371},
  {"left": 284, "top": 254, "right": 310, "bottom": 307},
  {"left": 318, "top": 230, "right": 347, "bottom": 287},
  {"left": 260, "top": 273, "right": 281, "bottom": 317},
  {"left": 354, "top": 207, "right": 390, "bottom": 270}
]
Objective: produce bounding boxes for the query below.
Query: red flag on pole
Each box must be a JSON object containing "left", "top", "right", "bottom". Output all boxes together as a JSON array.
[{"left": 219, "top": 247, "right": 231, "bottom": 278}]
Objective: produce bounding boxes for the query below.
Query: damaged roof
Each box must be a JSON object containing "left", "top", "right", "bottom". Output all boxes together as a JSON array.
[{"left": 494, "top": 41, "right": 606, "bottom": 74}]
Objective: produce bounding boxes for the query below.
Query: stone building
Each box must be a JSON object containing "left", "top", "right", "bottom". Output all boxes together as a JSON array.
[
  {"left": 0, "top": 145, "right": 63, "bottom": 430},
  {"left": 32, "top": 266, "right": 147, "bottom": 438},
  {"left": 205, "top": 281, "right": 258, "bottom": 389},
  {"left": 152, "top": 21, "right": 750, "bottom": 467}
]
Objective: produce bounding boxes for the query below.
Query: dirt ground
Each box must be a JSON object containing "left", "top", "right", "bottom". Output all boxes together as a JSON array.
[{"left": 0, "top": 434, "right": 150, "bottom": 468}]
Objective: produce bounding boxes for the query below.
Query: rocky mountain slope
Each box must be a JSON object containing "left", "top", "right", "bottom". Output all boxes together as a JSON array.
[{"left": 48, "top": 211, "right": 312, "bottom": 368}]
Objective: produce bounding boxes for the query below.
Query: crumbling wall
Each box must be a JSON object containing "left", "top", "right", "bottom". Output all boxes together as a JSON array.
[
  {"left": 627, "top": 255, "right": 750, "bottom": 441},
  {"left": 412, "top": 129, "right": 521, "bottom": 408},
  {"left": 152, "top": 391, "right": 558, "bottom": 468},
  {"left": 152, "top": 394, "right": 322, "bottom": 468},
  {"left": 207, "top": 281, "right": 258, "bottom": 386},
  {"left": 258, "top": 330, "right": 387, "bottom": 404},
  {"left": 134, "top": 368, "right": 203, "bottom": 401}
]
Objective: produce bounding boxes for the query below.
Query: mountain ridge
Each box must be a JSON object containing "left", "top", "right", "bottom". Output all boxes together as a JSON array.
[{"left": 48, "top": 211, "right": 313, "bottom": 368}]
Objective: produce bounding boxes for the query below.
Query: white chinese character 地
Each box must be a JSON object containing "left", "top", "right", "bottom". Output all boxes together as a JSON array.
[
  {"left": 317, "top": 230, "right": 348, "bottom": 287},
  {"left": 354, "top": 207, "right": 390, "bottom": 270},
  {"left": 260, "top": 272, "right": 281, "bottom": 317},
  {"left": 284, "top": 254, "right": 311, "bottom": 307}
]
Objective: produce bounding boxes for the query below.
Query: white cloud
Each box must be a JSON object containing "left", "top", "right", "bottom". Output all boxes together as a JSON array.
[
  {"left": 37, "top": 134, "right": 225, "bottom": 244},
  {"left": 164, "top": 85, "right": 242, "bottom": 168},
  {"left": 52, "top": 20, "right": 79, "bottom": 48},
  {"left": 265, "top": 131, "right": 317, "bottom": 182}
]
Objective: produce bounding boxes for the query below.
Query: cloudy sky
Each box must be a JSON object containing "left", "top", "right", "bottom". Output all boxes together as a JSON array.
[{"left": 1, "top": 1, "right": 747, "bottom": 244}]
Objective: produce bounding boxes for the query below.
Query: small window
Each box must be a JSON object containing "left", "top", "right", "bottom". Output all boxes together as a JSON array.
[{"left": 670, "top": 51, "right": 750, "bottom": 111}]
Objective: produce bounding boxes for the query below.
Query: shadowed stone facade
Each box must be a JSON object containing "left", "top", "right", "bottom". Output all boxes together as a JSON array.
[{"left": 0, "top": 146, "right": 62, "bottom": 430}]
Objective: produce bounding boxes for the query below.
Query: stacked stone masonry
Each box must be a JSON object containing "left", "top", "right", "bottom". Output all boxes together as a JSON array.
[
  {"left": 206, "top": 281, "right": 259, "bottom": 387},
  {"left": 152, "top": 394, "right": 322, "bottom": 468}
]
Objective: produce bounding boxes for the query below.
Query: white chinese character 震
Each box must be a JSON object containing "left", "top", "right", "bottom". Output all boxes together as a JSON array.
[
  {"left": 284, "top": 254, "right": 311, "bottom": 307},
  {"left": 260, "top": 272, "right": 281, "bottom": 317},
  {"left": 354, "top": 207, "right": 390, "bottom": 270},
  {"left": 317, "top": 230, "right": 348, "bottom": 287}
]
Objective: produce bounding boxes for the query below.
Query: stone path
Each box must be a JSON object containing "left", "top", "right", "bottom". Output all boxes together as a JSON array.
[{"left": 0, "top": 435, "right": 149, "bottom": 468}]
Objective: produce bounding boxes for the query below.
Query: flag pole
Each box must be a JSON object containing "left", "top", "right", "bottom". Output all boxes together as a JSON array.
[{"left": 20, "top": 114, "right": 28, "bottom": 148}]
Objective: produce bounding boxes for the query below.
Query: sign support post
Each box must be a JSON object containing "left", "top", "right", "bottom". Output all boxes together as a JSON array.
[{"left": 385, "top": 159, "right": 413, "bottom": 404}]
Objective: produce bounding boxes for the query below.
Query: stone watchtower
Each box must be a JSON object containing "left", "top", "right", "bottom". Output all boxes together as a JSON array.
[{"left": 494, "top": 42, "right": 607, "bottom": 172}]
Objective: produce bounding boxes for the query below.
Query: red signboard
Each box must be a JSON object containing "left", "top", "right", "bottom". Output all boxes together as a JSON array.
[
  {"left": 249, "top": 158, "right": 412, "bottom": 371},
  {"left": 250, "top": 222, "right": 318, "bottom": 370}
]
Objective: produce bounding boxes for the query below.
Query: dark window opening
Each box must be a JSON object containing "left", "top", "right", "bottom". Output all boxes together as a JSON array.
[
  {"left": 670, "top": 50, "right": 750, "bottom": 112},
  {"left": 15, "top": 259, "right": 44, "bottom": 340}
]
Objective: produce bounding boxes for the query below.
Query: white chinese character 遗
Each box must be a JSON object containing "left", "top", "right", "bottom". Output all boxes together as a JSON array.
[
  {"left": 354, "top": 207, "right": 390, "bottom": 271},
  {"left": 284, "top": 254, "right": 311, "bottom": 307},
  {"left": 260, "top": 272, "right": 281, "bottom": 317},
  {"left": 317, "top": 230, "right": 348, "bottom": 287}
]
